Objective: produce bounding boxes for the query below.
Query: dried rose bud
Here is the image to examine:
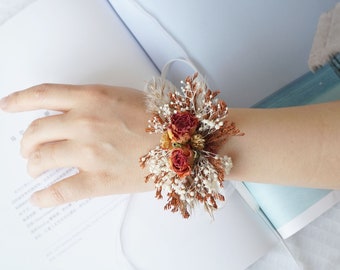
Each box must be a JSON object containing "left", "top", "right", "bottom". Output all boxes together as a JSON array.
[
  {"left": 169, "top": 146, "right": 194, "bottom": 178},
  {"left": 168, "top": 111, "right": 198, "bottom": 143}
]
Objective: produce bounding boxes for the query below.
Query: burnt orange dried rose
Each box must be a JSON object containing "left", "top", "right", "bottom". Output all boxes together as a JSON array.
[
  {"left": 169, "top": 146, "right": 194, "bottom": 178},
  {"left": 168, "top": 112, "right": 198, "bottom": 143}
]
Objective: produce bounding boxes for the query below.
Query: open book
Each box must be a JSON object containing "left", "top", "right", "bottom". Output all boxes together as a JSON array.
[{"left": 0, "top": 1, "right": 339, "bottom": 269}]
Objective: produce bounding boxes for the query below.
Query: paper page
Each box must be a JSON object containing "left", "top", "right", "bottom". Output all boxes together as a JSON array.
[
  {"left": 0, "top": 0, "right": 157, "bottom": 268},
  {"left": 0, "top": 0, "right": 278, "bottom": 269},
  {"left": 0, "top": 0, "right": 157, "bottom": 92}
]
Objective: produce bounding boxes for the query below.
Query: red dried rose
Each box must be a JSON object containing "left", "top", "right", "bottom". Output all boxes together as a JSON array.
[
  {"left": 169, "top": 146, "right": 194, "bottom": 178},
  {"left": 168, "top": 112, "right": 198, "bottom": 143}
]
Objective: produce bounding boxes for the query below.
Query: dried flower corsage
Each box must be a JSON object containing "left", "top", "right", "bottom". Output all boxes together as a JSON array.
[{"left": 140, "top": 73, "right": 244, "bottom": 218}]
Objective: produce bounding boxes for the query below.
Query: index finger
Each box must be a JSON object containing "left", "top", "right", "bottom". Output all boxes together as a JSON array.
[{"left": 0, "top": 83, "right": 81, "bottom": 112}]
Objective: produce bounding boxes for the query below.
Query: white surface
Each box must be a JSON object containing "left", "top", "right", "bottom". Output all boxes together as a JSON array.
[
  {"left": 0, "top": 0, "right": 35, "bottom": 25},
  {"left": 277, "top": 190, "right": 340, "bottom": 239},
  {"left": 113, "top": 0, "right": 339, "bottom": 107},
  {"left": 1, "top": 1, "right": 340, "bottom": 270},
  {"left": 0, "top": 0, "right": 157, "bottom": 91},
  {"left": 120, "top": 191, "right": 277, "bottom": 270}
]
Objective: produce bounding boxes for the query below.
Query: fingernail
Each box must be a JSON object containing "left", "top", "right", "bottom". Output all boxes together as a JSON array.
[{"left": 0, "top": 96, "right": 8, "bottom": 110}]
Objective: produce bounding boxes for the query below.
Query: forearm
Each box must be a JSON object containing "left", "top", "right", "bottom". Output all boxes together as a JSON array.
[
  {"left": 1, "top": 84, "right": 338, "bottom": 209},
  {"left": 224, "top": 101, "right": 340, "bottom": 189}
]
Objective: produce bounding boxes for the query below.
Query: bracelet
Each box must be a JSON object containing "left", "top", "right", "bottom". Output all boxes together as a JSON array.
[{"left": 140, "top": 73, "right": 244, "bottom": 218}]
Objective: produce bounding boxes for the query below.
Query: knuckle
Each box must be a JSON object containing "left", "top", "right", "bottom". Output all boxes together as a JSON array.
[
  {"left": 84, "top": 86, "right": 108, "bottom": 101},
  {"left": 47, "top": 143, "right": 58, "bottom": 163},
  {"left": 20, "top": 118, "right": 41, "bottom": 156},
  {"left": 26, "top": 150, "right": 42, "bottom": 177},
  {"left": 83, "top": 86, "right": 120, "bottom": 108},
  {"left": 97, "top": 171, "right": 121, "bottom": 190},
  {"left": 76, "top": 115, "right": 100, "bottom": 135},
  {"left": 47, "top": 185, "right": 66, "bottom": 205},
  {"left": 98, "top": 172, "right": 112, "bottom": 185},
  {"left": 81, "top": 143, "right": 100, "bottom": 163},
  {"left": 28, "top": 118, "right": 41, "bottom": 134},
  {"left": 30, "top": 149, "right": 42, "bottom": 162}
]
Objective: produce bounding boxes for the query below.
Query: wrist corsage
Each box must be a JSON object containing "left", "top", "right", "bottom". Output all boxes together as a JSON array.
[{"left": 140, "top": 73, "right": 244, "bottom": 218}]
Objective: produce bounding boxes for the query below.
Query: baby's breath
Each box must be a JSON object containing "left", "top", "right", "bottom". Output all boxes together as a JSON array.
[{"left": 140, "top": 73, "right": 244, "bottom": 218}]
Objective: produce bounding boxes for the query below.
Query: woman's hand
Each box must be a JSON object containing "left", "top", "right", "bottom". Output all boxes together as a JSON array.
[{"left": 0, "top": 84, "right": 157, "bottom": 207}]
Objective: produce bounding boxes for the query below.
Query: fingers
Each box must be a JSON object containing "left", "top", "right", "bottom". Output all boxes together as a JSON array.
[
  {"left": 21, "top": 113, "right": 70, "bottom": 158},
  {"left": 27, "top": 140, "right": 80, "bottom": 178},
  {"left": 30, "top": 172, "right": 97, "bottom": 208},
  {"left": 0, "top": 83, "right": 81, "bottom": 112},
  {"left": 30, "top": 171, "right": 120, "bottom": 208}
]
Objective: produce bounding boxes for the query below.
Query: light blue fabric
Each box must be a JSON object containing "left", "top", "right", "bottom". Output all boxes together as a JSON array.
[{"left": 245, "top": 183, "right": 330, "bottom": 228}]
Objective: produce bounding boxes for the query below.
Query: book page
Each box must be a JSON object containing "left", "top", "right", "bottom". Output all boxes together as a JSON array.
[
  {"left": 0, "top": 0, "right": 157, "bottom": 268},
  {"left": 0, "top": 0, "right": 278, "bottom": 269}
]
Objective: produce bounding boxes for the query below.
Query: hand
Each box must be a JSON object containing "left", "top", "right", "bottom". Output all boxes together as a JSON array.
[{"left": 0, "top": 84, "right": 158, "bottom": 207}]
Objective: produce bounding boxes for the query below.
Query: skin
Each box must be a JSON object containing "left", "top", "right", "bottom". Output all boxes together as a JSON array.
[
  {"left": 0, "top": 84, "right": 339, "bottom": 207},
  {"left": 225, "top": 103, "right": 340, "bottom": 189}
]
